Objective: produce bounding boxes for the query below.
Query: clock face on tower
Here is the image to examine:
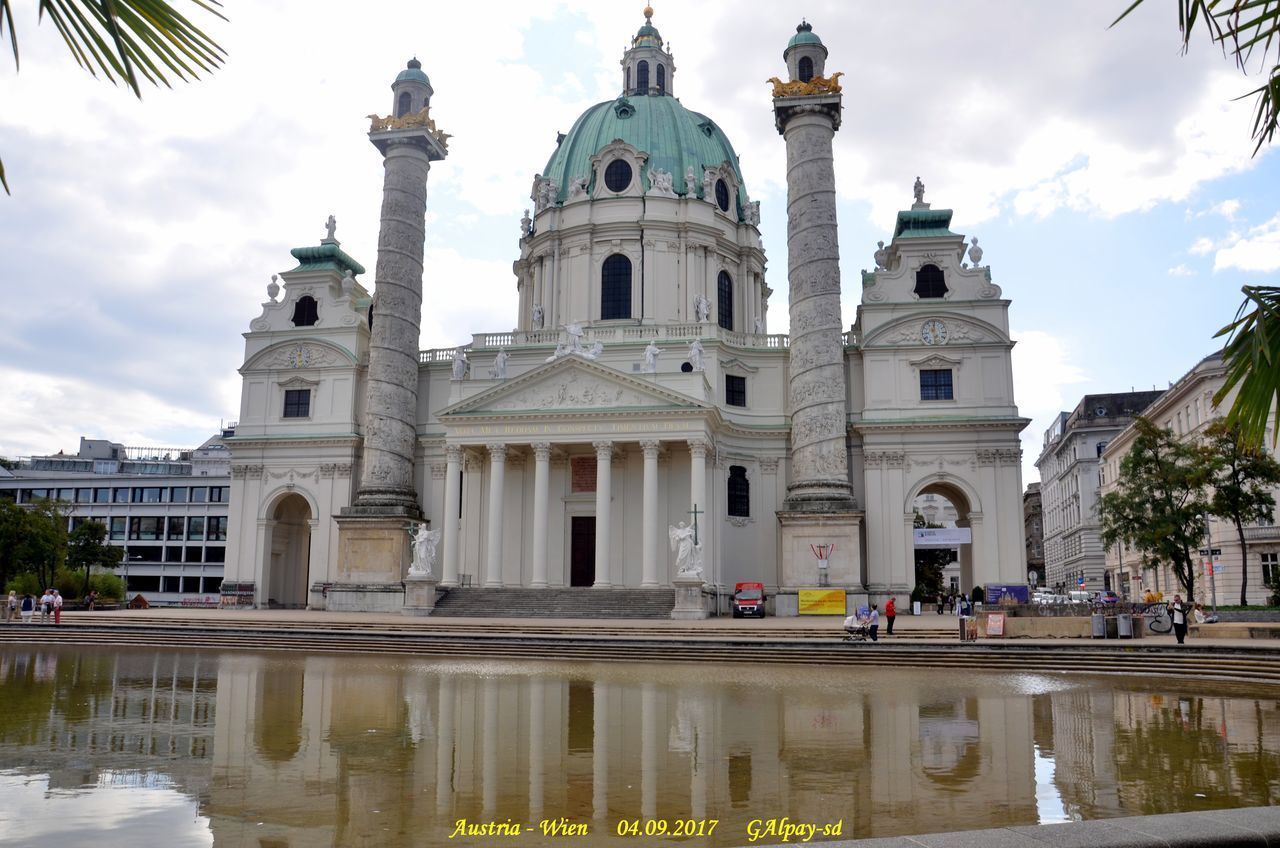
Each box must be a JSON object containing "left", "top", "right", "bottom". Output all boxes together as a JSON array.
[{"left": 921, "top": 319, "right": 948, "bottom": 345}]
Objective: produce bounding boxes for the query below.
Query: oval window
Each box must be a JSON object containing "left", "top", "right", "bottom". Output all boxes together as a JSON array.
[
  {"left": 604, "top": 160, "right": 633, "bottom": 193},
  {"left": 714, "top": 179, "right": 731, "bottom": 212}
]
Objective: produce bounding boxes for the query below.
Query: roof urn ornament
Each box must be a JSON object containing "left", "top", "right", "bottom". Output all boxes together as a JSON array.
[
  {"left": 521, "top": 208, "right": 532, "bottom": 237},
  {"left": 967, "top": 237, "right": 984, "bottom": 266},
  {"left": 873, "top": 240, "right": 887, "bottom": 270},
  {"left": 267, "top": 274, "right": 280, "bottom": 303}
]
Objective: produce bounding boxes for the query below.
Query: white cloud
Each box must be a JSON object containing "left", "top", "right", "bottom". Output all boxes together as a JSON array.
[
  {"left": 1189, "top": 236, "right": 1217, "bottom": 256},
  {"left": 1213, "top": 213, "right": 1280, "bottom": 273},
  {"left": 1168, "top": 264, "right": 1195, "bottom": 277},
  {"left": 1012, "top": 329, "right": 1090, "bottom": 482}
]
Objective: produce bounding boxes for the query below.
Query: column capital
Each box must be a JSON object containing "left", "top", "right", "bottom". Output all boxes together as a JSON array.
[
  {"left": 593, "top": 440, "right": 614, "bottom": 460},
  {"left": 532, "top": 442, "right": 553, "bottom": 461},
  {"left": 486, "top": 442, "right": 508, "bottom": 460},
  {"left": 640, "top": 440, "right": 662, "bottom": 458},
  {"left": 445, "top": 444, "right": 464, "bottom": 463},
  {"left": 688, "top": 438, "right": 711, "bottom": 459}
]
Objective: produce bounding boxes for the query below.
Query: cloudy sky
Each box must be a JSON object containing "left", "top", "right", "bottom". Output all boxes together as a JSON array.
[{"left": 1, "top": 0, "right": 1276, "bottom": 484}]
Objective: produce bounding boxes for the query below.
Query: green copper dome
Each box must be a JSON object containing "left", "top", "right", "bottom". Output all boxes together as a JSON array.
[
  {"left": 786, "top": 21, "right": 823, "bottom": 50},
  {"left": 541, "top": 95, "right": 749, "bottom": 219},
  {"left": 395, "top": 58, "right": 430, "bottom": 85},
  {"left": 633, "top": 5, "right": 663, "bottom": 47}
]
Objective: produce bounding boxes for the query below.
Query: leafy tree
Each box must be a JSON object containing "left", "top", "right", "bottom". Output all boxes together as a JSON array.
[
  {"left": 912, "top": 511, "right": 951, "bottom": 597},
  {"left": 0, "top": 0, "right": 226, "bottom": 193},
  {"left": 66, "top": 519, "right": 122, "bottom": 598},
  {"left": 1099, "top": 417, "right": 1212, "bottom": 601},
  {"left": 1113, "top": 3, "right": 1278, "bottom": 447},
  {"left": 1203, "top": 419, "right": 1280, "bottom": 604},
  {"left": 20, "top": 499, "right": 69, "bottom": 590}
]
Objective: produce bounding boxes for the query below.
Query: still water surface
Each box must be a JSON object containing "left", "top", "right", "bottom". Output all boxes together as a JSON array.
[{"left": 1, "top": 646, "right": 1279, "bottom": 847}]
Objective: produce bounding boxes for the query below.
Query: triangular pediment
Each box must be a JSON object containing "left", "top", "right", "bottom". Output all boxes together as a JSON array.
[{"left": 438, "top": 355, "right": 707, "bottom": 417}]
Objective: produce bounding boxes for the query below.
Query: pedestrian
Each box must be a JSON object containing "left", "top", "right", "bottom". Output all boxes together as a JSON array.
[
  {"left": 52, "top": 589, "right": 63, "bottom": 625},
  {"left": 868, "top": 603, "right": 880, "bottom": 642},
  {"left": 39, "top": 589, "right": 53, "bottom": 624},
  {"left": 86, "top": 590, "right": 97, "bottom": 612},
  {"left": 20, "top": 593, "right": 34, "bottom": 624},
  {"left": 4, "top": 590, "right": 15, "bottom": 623},
  {"left": 936, "top": 594, "right": 944, "bottom": 615},
  {"left": 1168, "top": 594, "right": 1190, "bottom": 645},
  {"left": 885, "top": 597, "right": 896, "bottom": 636},
  {"left": 947, "top": 593, "right": 956, "bottom": 614}
]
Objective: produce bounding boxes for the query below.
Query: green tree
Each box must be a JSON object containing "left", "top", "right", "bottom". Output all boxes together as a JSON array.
[
  {"left": 66, "top": 519, "right": 122, "bottom": 598},
  {"left": 0, "top": 0, "right": 226, "bottom": 193},
  {"left": 1113, "top": 2, "right": 1278, "bottom": 447},
  {"left": 1099, "top": 417, "right": 1212, "bottom": 601},
  {"left": 1203, "top": 418, "right": 1280, "bottom": 604}
]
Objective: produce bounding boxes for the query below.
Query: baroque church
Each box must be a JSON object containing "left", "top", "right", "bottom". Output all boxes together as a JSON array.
[{"left": 221, "top": 9, "right": 1029, "bottom": 615}]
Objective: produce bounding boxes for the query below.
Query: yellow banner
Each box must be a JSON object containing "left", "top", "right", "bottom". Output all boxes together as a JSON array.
[{"left": 798, "top": 589, "right": 845, "bottom": 615}]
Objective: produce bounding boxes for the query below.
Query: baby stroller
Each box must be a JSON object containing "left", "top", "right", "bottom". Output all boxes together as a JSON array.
[{"left": 842, "top": 608, "right": 871, "bottom": 642}]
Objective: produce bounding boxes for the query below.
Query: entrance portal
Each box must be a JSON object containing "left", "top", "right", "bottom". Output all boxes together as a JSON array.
[
  {"left": 266, "top": 493, "right": 311, "bottom": 608},
  {"left": 911, "top": 484, "right": 974, "bottom": 595},
  {"left": 570, "top": 517, "right": 595, "bottom": 587}
]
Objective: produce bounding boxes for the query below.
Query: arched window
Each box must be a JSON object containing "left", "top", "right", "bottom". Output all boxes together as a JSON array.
[
  {"left": 656, "top": 64, "right": 666, "bottom": 94},
  {"left": 714, "top": 179, "right": 731, "bottom": 213},
  {"left": 728, "top": 466, "right": 750, "bottom": 518},
  {"left": 717, "top": 271, "right": 734, "bottom": 331},
  {"left": 626, "top": 66, "right": 631, "bottom": 93},
  {"left": 913, "top": 264, "right": 947, "bottom": 299},
  {"left": 636, "top": 60, "right": 649, "bottom": 93},
  {"left": 798, "top": 56, "right": 814, "bottom": 83},
  {"left": 601, "top": 254, "right": 632, "bottom": 320},
  {"left": 396, "top": 91, "right": 411, "bottom": 117},
  {"left": 291, "top": 295, "right": 319, "bottom": 327}
]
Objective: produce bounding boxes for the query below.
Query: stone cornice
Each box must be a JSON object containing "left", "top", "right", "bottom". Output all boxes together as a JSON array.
[
  {"left": 225, "top": 435, "right": 361, "bottom": 449},
  {"left": 854, "top": 417, "right": 1030, "bottom": 434}
]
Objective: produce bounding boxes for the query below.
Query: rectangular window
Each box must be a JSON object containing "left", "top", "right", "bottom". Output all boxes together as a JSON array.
[
  {"left": 57, "top": 488, "right": 74, "bottom": 502},
  {"left": 129, "top": 516, "right": 163, "bottom": 541},
  {"left": 129, "top": 575, "right": 161, "bottom": 592},
  {"left": 283, "top": 389, "right": 311, "bottom": 418},
  {"left": 187, "top": 517, "right": 205, "bottom": 541},
  {"left": 725, "top": 375, "right": 747, "bottom": 407},
  {"left": 162, "top": 575, "right": 182, "bottom": 593},
  {"left": 113, "top": 487, "right": 130, "bottom": 503},
  {"left": 920, "top": 369, "right": 954, "bottom": 401},
  {"left": 165, "top": 545, "right": 184, "bottom": 563},
  {"left": 167, "top": 516, "right": 186, "bottom": 540},
  {"left": 204, "top": 546, "right": 226, "bottom": 563},
  {"left": 209, "top": 486, "right": 228, "bottom": 504},
  {"left": 207, "top": 516, "right": 228, "bottom": 541},
  {"left": 190, "top": 487, "right": 208, "bottom": 503},
  {"left": 170, "top": 487, "right": 188, "bottom": 504},
  {"left": 202, "top": 576, "right": 223, "bottom": 594},
  {"left": 94, "top": 488, "right": 111, "bottom": 504},
  {"left": 109, "top": 516, "right": 126, "bottom": 540},
  {"left": 184, "top": 546, "right": 204, "bottom": 563},
  {"left": 1263, "top": 553, "right": 1279, "bottom": 585},
  {"left": 75, "top": 488, "right": 92, "bottom": 503}
]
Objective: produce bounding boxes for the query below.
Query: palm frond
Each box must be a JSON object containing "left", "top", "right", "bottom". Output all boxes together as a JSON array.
[{"left": 1214, "top": 286, "right": 1280, "bottom": 447}]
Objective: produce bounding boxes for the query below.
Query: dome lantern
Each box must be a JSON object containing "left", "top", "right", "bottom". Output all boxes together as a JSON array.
[
  {"left": 620, "top": 5, "right": 675, "bottom": 97},
  {"left": 783, "top": 21, "right": 827, "bottom": 83},
  {"left": 391, "top": 57, "right": 434, "bottom": 118}
]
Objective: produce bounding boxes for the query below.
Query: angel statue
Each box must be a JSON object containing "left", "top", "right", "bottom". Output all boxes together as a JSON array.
[
  {"left": 669, "top": 522, "right": 704, "bottom": 580},
  {"left": 407, "top": 523, "right": 441, "bottom": 578},
  {"left": 694, "top": 294, "right": 711, "bottom": 323}
]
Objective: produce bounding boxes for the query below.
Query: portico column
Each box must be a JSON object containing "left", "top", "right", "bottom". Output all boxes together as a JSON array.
[
  {"left": 593, "top": 441, "right": 613, "bottom": 588},
  {"left": 441, "top": 446, "right": 462, "bottom": 586},
  {"left": 640, "top": 441, "right": 661, "bottom": 587},
  {"left": 531, "top": 442, "right": 552, "bottom": 588},
  {"left": 485, "top": 443, "right": 506, "bottom": 587},
  {"left": 689, "top": 438, "right": 709, "bottom": 540}
]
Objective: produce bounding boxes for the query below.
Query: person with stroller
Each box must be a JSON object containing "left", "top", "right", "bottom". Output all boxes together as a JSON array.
[{"left": 843, "top": 607, "right": 873, "bottom": 642}]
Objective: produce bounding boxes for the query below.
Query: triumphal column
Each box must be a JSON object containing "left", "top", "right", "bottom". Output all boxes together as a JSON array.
[
  {"left": 333, "top": 59, "right": 450, "bottom": 611},
  {"left": 772, "top": 24, "right": 864, "bottom": 594}
]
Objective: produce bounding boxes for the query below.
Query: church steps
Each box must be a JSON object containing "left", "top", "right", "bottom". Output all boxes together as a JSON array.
[
  {"left": 5, "top": 627, "right": 1280, "bottom": 686},
  {"left": 429, "top": 587, "right": 677, "bottom": 619}
]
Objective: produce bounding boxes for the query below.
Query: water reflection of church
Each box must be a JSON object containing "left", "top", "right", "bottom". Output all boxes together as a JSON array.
[{"left": 5, "top": 650, "right": 1280, "bottom": 843}]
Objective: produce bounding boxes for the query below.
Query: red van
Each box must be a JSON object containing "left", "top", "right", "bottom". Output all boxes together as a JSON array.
[{"left": 732, "top": 582, "right": 767, "bottom": 618}]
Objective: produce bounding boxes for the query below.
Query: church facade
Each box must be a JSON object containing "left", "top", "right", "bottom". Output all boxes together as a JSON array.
[{"left": 221, "top": 11, "right": 1028, "bottom": 614}]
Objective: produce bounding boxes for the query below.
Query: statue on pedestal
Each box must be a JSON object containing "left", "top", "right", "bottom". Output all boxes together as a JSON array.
[
  {"left": 688, "top": 338, "right": 704, "bottom": 372},
  {"left": 694, "top": 294, "right": 711, "bottom": 323},
  {"left": 669, "top": 522, "right": 703, "bottom": 580},
  {"left": 451, "top": 349, "right": 469, "bottom": 381},
  {"left": 643, "top": 339, "right": 661, "bottom": 373},
  {"left": 407, "top": 523, "right": 441, "bottom": 578},
  {"left": 532, "top": 303, "right": 544, "bottom": 329},
  {"left": 324, "top": 214, "right": 337, "bottom": 241},
  {"left": 488, "top": 347, "right": 510, "bottom": 379}
]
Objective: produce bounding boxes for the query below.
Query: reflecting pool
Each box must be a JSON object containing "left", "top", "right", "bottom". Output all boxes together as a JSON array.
[{"left": 1, "top": 646, "right": 1279, "bottom": 847}]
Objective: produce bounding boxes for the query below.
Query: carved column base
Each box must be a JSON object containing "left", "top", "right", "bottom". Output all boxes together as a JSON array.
[
  {"left": 333, "top": 514, "right": 412, "bottom": 612},
  {"left": 347, "top": 488, "right": 424, "bottom": 520},
  {"left": 402, "top": 576, "right": 439, "bottom": 616},
  {"left": 777, "top": 510, "right": 864, "bottom": 591},
  {"left": 670, "top": 577, "right": 710, "bottom": 620}
]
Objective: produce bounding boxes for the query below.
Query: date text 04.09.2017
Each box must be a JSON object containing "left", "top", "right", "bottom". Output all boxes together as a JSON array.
[{"left": 615, "top": 819, "right": 719, "bottom": 838}]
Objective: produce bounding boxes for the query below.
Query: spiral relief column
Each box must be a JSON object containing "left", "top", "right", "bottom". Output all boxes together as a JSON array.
[
  {"left": 334, "top": 60, "right": 451, "bottom": 612},
  {"left": 772, "top": 23, "right": 863, "bottom": 592}
]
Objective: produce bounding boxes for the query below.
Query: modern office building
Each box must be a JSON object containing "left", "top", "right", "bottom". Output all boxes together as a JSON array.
[{"left": 0, "top": 431, "right": 233, "bottom": 604}]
